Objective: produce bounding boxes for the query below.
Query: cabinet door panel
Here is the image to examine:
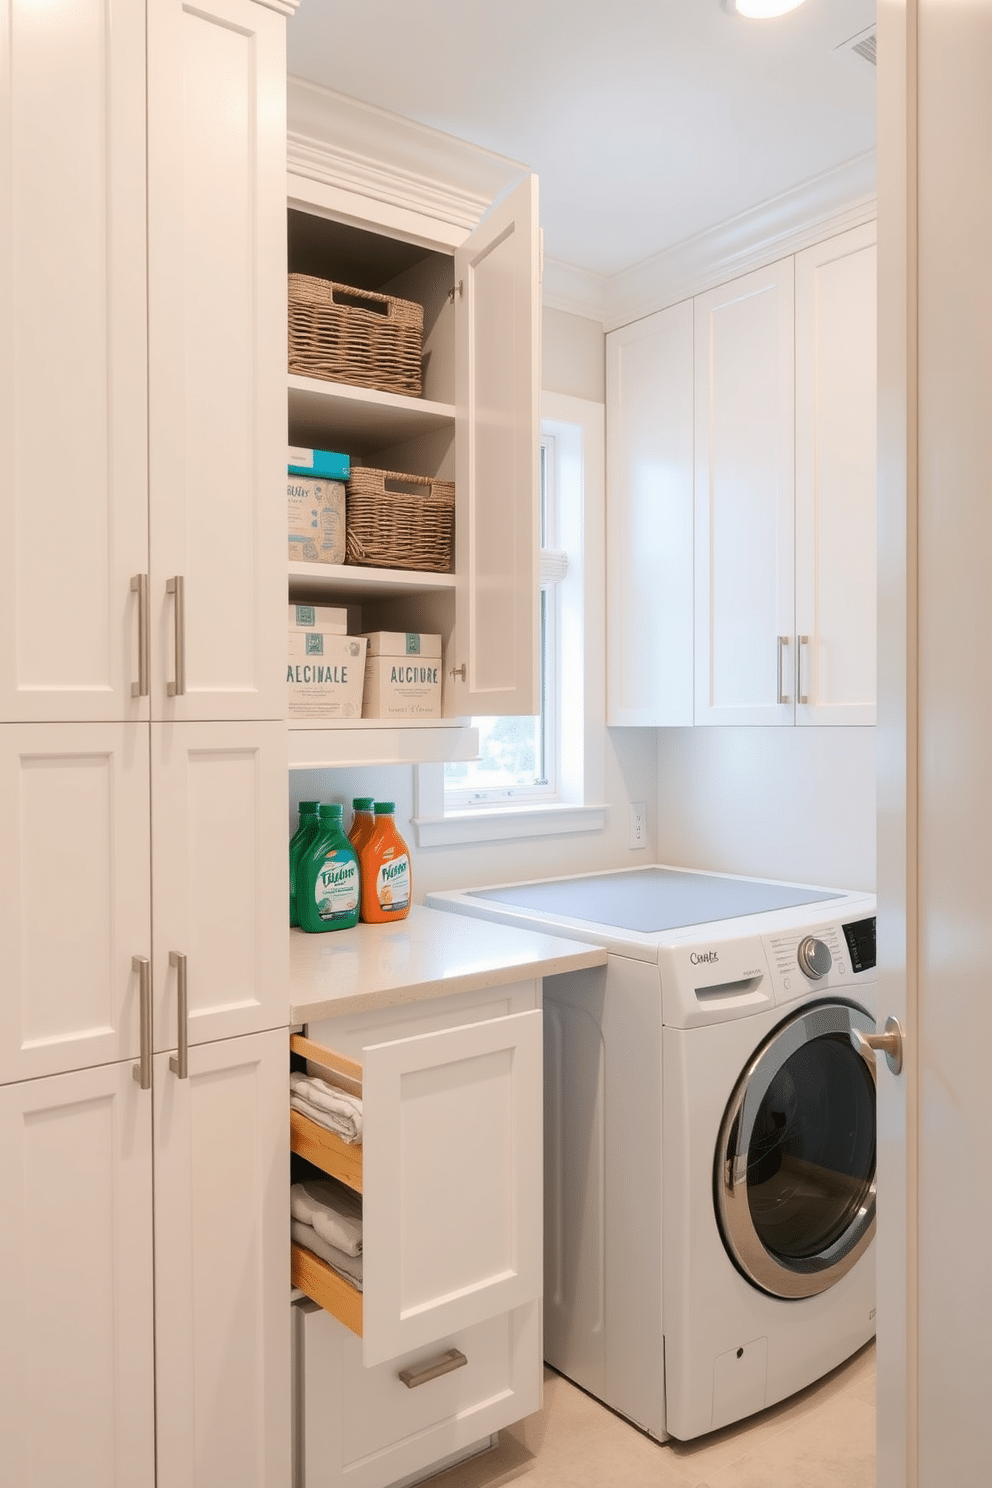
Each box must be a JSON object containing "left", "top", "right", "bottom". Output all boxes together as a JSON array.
[
  {"left": 0, "top": 1062, "right": 155, "bottom": 1488},
  {"left": 695, "top": 261, "right": 795, "bottom": 725},
  {"left": 151, "top": 721, "right": 287, "bottom": 1051},
  {"left": 0, "top": 0, "right": 148, "bottom": 723},
  {"left": 606, "top": 302, "right": 695, "bottom": 726},
  {"left": 153, "top": 1031, "right": 290, "bottom": 1488},
  {"left": 363, "top": 1009, "right": 542, "bottom": 1366},
  {"left": 147, "top": 0, "right": 286, "bottom": 721},
  {"left": 795, "top": 226, "right": 877, "bottom": 726},
  {"left": 453, "top": 175, "right": 540, "bottom": 716},
  {"left": 0, "top": 723, "right": 150, "bottom": 1084}
]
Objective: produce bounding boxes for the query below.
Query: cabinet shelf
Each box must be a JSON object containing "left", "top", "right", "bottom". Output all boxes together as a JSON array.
[
  {"left": 287, "top": 720, "right": 478, "bottom": 770},
  {"left": 291, "top": 1242, "right": 363, "bottom": 1338},
  {"left": 288, "top": 561, "right": 456, "bottom": 602},
  {"left": 288, "top": 373, "right": 454, "bottom": 455}
]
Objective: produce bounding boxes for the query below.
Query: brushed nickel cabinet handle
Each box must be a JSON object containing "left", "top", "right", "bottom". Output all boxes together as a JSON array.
[
  {"left": 398, "top": 1348, "right": 468, "bottom": 1390},
  {"left": 777, "top": 635, "right": 790, "bottom": 706},
  {"left": 166, "top": 576, "right": 186, "bottom": 697},
  {"left": 797, "top": 634, "right": 810, "bottom": 706},
  {"left": 131, "top": 955, "right": 151, "bottom": 1090},
  {"left": 130, "top": 574, "right": 149, "bottom": 698},
  {"left": 168, "top": 950, "right": 188, "bottom": 1079}
]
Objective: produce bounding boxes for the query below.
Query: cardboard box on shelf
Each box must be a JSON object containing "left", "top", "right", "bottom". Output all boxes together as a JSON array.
[
  {"left": 360, "top": 632, "right": 443, "bottom": 719},
  {"left": 288, "top": 603, "right": 347, "bottom": 633},
  {"left": 288, "top": 475, "right": 346, "bottom": 565},
  {"left": 287, "top": 632, "right": 366, "bottom": 719}
]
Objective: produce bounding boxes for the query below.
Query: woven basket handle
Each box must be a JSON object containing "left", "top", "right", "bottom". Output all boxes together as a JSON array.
[
  {"left": 331, "top": 285, "right": 393, "bottom": 319},
  {"left": 379, "top": 472, "right": 435, "bottom": 497}
]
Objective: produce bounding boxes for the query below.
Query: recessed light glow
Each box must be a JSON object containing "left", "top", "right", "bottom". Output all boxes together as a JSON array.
[{"left": 726, "top": 0, "right": 808, "bottom": 17}]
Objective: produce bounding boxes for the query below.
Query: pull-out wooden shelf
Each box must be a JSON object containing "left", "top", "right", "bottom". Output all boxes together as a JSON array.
[{"left": 290, "top": 1032, "right": 365, "bottom": 1335}]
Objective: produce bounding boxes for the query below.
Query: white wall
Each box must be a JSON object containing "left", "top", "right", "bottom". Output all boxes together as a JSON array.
[
  {"left": 656, "top": 725, "right": 875, "bottom": 891},
  {"left": 289, "top": 308, "right": 661, "bottom": 899}
]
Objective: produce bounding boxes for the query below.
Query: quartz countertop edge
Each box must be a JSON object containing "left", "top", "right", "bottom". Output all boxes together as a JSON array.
[{"left": 290, "top": 903, "right": 607, "bottom": 1022}]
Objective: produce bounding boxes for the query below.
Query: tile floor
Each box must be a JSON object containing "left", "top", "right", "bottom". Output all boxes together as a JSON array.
[{"left": 426, "top": 1342, "right": 876, "bottom": 1488}]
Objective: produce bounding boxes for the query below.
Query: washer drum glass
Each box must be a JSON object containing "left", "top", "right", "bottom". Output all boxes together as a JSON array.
[{"left": 714, "top": 1000, "right": 877, "bottom": 1299}]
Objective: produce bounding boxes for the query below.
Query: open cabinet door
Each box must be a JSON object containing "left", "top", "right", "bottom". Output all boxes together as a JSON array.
[
  {"left": 362, "top": 1009, "right": 543, "bottom": 1368},
  {"left": 453, "top": 176, "right": 541, "bottom": 717}
]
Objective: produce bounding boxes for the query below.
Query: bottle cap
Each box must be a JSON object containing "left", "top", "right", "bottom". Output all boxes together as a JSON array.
[
  {"left": 318, "top": 802, "right": 344, "bottom": 818},
  {"left": 299, "top": 801, "right": 319, "bottom": 812},
  {"left": 374, "top": 801, "right": 395, "bottom": 814},
  {"left": 352, "top": 797, "right": 374, "bottom": 811}
]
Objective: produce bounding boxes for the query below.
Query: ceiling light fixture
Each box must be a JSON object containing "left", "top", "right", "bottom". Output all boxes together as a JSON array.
[{"left": 724, "top": 0, "right": 808, "bottom": 17}]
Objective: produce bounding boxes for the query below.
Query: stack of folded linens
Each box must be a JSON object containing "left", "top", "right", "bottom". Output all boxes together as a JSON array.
[
  {"left": 290, "top": 1070, "right": 363, "bottom": 1144},
  {"left": 291, "top": 1176, "right": 363, "bottom": 1291}
]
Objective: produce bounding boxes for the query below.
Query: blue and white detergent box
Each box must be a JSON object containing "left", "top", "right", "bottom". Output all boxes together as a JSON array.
[
  {"left": 360, "top": 632, "right": 442, "bottom": 719},
  {"left": 287, "top": 632, "right": 367, "bottom": 719},
  {"left": 287, "top": 475, "right": 346, "bottom": 564},
  {"left": 287, "top": 445, "right": 351, "bottom": 481},
  {"left": 288, "top": 603, "right": 347, "bottom": 634}
]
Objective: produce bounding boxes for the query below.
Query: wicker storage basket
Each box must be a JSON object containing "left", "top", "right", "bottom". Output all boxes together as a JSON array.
[
  {"left": 346, "top": 468, "right": 454, "bottom": 574},
  {"left": 288, "top": 274, "right": 424, "bottom": 397}
]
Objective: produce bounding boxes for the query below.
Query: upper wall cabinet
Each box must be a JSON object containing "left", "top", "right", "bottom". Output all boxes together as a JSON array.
[
  {"left": 606, "top": 223, "right": 877, "bottom": 728},
  {"left": 284, "top": 170, "right": 541, "bottom": 752},
  {"left": 147, "top": 0, "right": 287, "bottom": 723},
  {"left": 794, "top": 224, "right": 877, "bottom": 726},
  {"left": 0, "top": 0, "right": 287, "bottom": 728},
  {"left": 606, "top": 301, "right": 694, "bottom": 726},
  {"left": 694, "top": 258, "right": 796, "bottom": 726},
  {"left": 0, "top": 0, "right": 149, "bottom": 724}
]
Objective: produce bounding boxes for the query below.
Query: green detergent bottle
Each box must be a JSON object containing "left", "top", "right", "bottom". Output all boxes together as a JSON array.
[
  {"left": 288, "top": 801, "right": 320, "bottom": 927},
  {"left": 297, "top": 803, "right": 361, "bottom": 934}
]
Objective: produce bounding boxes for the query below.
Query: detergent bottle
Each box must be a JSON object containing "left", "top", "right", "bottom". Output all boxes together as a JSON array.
[
  {"left": 288, "top": 801, "right": 320, "bottom": 927},
  {"left": 297, "top": 803, "right": 360, "bottom": 933},
  {"left": 348, "top": 796, "right": 375, "bottom": 856},
  {"left": 359, "top": 802, "right": 412, "bottom": 923}
]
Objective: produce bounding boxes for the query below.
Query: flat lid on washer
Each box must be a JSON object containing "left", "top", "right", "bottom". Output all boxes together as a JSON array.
[{"left": 466, "top": 866, "right": 840, "bottom": 935}]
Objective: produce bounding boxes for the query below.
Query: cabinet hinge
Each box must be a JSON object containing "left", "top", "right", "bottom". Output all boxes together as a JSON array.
[{"left": 447, "top": 280, "right": 464, "bottom": 304}]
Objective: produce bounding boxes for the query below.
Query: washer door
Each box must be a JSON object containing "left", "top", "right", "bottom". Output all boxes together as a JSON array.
[{"left": 715, "top": 1000, "right": 877, "bottom": 1300}]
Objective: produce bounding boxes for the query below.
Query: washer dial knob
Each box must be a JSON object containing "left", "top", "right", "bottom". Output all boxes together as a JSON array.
[{"left": 797, "top": 936, "right": 832, "bottom": 980}]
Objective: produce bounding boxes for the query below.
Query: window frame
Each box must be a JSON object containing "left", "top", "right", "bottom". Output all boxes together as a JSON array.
[{"left": 411, "top": 392, "right": 607, "bottom": 847}]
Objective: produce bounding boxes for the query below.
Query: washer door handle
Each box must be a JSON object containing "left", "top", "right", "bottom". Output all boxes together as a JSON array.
[{"left": 851, "top": 1015, "right": 904, "bottom": 1076}]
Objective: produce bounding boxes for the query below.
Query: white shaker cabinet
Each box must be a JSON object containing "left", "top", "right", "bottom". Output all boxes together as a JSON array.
[
  {"left": 794, "top": 224, "right": 877, "bottom": 726},
  {"left": 147, "top": 0, "right": 287, "bottom": 724},
  {"left": 154, "top": 1029, "right": 290, "bottom": 1488},
  {"left": 0, "top": 723, "right": 151, "bottom": 1085},
  {"left": 694, "top": 259, "right": 796, "bottom": 727},
  {"left": 606, "top": 300, "right": 695, "bottom": 726},
  {"left": 0, "top": 1061, "right": 156, "bottom": 1488},
  {"left": 606, "top": 226, "right": 877, "bottom": 728},
  {"left": 0, "top": 0, "right": 149, "bottom": 725}
]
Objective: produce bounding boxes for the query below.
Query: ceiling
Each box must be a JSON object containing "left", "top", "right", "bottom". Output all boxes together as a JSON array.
[{"left": 286, "top": 0, "right": 877, "bottom": 281}]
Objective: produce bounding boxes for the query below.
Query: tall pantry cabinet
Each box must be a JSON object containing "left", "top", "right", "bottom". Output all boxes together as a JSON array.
[{"left": 0, "top": 2, "right": 294, "bottom": 1485}]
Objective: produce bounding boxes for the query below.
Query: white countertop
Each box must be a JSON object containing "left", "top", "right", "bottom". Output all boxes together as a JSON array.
[{"left": 289, "top": 903, "right": 606, "bottom": 1021}]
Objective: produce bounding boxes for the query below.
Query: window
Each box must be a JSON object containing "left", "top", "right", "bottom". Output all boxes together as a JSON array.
[{"left": 412, "top": 392, "right": 607, "bottom": 847}]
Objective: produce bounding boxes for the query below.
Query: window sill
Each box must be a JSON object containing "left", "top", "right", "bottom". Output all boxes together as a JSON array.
[{"left": 411, "top": 801, "right": 609, "bottom": 848}]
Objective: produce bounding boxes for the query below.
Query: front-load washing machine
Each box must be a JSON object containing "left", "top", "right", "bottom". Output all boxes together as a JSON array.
[{"left": 427, "top": 865, "right": 878, "bottom": 1441}]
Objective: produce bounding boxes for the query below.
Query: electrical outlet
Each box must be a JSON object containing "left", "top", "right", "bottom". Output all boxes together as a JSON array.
[{"left": 629, "top": 801, "right": 647, "bottom": 850}]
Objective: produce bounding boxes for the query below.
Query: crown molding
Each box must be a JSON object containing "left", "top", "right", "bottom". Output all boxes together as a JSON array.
[
  {"left": 287, "top": 77, "right": 528, "bottom": 234},
  {"left": 603, "top": 150, "right": 877, "bottom": 331},
  {"left": 541, "top": 151, "right": 877, "bottom": 330},
  {"left": 542, "top": 258, "right": 609, "bottom": 323}
]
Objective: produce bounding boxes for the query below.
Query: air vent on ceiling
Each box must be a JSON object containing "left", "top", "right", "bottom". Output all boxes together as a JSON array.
[{"left": 836, "top": 25, "right": 877, "bottom": 68}]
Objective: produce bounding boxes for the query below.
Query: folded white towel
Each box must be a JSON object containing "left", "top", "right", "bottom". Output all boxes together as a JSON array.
[
  {"left": 291, "top": 1218, "right": 364, "bottom": 1292},
  {"left": 290, "top": 1071, "right": 363, "bottom": 1144},
  {"left": 290, "top": 1177, "right": 362, "bottom": 1257}
]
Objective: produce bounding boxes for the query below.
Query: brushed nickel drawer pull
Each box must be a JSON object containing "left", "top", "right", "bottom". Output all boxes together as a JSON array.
[
  {"left": 167, "top": 575, "right": 186, "bottom": 697},
  {"left": 398, "top": 1348, "right": 467, "bottom": 1389},
  {"left": 168, "top": 950, "right": 189, "bottom": 1079},
  {"left": 130, "top": 574, "right": 149, "bottom": 698},
  {"left": 131, "top": 955, "right": 151, "bottom": 1090}
]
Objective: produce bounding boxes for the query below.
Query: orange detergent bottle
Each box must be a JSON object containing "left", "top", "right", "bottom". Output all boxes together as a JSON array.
[
  {"left": 348, "top": 796, "right": 375, "bottom": 857},
  {"left": 359, "top": 801, "right": 412, "bottom": 923}
]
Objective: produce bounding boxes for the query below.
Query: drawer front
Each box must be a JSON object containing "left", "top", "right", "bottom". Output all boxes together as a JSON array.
[{"left": 296, "top": 1300, "right": 540, "bottom": 1488}]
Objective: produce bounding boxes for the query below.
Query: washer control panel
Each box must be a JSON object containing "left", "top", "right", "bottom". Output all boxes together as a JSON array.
[{"left": 765, "top": 916, "right": 875, "bottom": 1003}]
